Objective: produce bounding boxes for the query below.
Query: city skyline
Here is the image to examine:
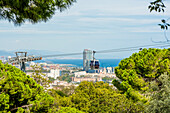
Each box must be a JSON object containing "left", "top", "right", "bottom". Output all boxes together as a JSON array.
[{"left": 0, "top": 0, "right": 170, "bottom": 59}]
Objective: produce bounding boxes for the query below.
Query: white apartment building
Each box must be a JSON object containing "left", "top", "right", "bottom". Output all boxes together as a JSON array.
[
  {"left": 47, "top": 69, "right": 61, "bottom": 79},
  {"left": 74, "top": 71, "right": 86, "bottom": 77}
]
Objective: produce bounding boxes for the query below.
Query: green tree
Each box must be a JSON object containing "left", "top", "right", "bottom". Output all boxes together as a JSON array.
[
  {"left": 48, "top": 77, "right": 56, "bottom": 82},
  {"left": 60, "top": 81, "right": 144, "bottom": 113},
  {"left": 0, "top": 0, "right": 76, "bottom": 25},
  {"left": 57, "top": 107, "right": 84, "bottom": 113},
  {"left": 0, "top": 61, "right": 57, "bottom": 112},
  {"left": 58, "top": 74, "right": 74, "bottom": 83},
  {"left": 145, "top": 73, "right": 170, "bottom": 113},
  {"left": 112, "top": 48, "right": 170, "bottom": 102}
]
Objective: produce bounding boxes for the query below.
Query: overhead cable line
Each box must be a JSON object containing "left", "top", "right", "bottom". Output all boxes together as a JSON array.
[
  {"left": 40, "top": 43, "right": 170, "bottom": 58},
  {"left": 96, "top": 43, "right": 170, "bottom": 53},
  {"left": 42, "top": 52, "right": 82, "bottom": 58}
]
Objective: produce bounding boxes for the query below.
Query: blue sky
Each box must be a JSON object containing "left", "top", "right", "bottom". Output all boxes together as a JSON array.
[{"left": 0, "top": 0, "right": 170, "bottom": 59}]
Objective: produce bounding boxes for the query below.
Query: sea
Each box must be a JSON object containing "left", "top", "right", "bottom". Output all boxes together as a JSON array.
[{"left": 34, "top": 59, "right": 122, "bottom": 68}]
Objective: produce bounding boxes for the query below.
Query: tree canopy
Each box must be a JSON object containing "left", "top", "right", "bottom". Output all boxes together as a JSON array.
[
  {"left": 0, "top": 48, "right": 170, "bottom": 112},
  {"left": 149, "top": 0, "right": 165, "bottom": 13},
  {"left": 113, "top": 48, "right": 170, "bottom": 102},
  {"left": 0, "top": 60, "right": 57, "bottom": 112},
  {"left": 59, "top": 81, "right": 144, "bottom": 113},
  {"left": 145, "top": 73, "right": 170, "bottom": 113},
  {"left": 0, "top": 0, "right": 76, "bottom": 25}
]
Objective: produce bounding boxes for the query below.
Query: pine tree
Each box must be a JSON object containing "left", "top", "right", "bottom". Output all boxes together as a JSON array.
[
  {"left": 0, "top": 0, "right": 76, "bottom": 25},
  {"left": 145, "top": 73, "right": 170, "bottom": 113}
]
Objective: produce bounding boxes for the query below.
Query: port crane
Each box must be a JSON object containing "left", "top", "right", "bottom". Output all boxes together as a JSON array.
[{"left": 7, "top": 52, "right": 42, "bottom": 72}]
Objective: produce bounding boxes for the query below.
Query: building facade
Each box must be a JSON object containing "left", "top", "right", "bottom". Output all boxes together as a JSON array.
[
  {"left": 83, "top": 49, "right": 93, "bottom": 72},
  {"left": 74, "top": 71, "right": 86, "bottom": 77},
  {"left": 47, "top": 69, "right": 61, "bottom": 79},
  {"left": 72, "top": 77, "right": 102, "bottom": 82}
]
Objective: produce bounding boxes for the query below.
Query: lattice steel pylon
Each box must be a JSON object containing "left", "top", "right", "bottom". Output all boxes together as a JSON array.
[{"left": 7, "top": 52, "right": 42, "bottom": 72}]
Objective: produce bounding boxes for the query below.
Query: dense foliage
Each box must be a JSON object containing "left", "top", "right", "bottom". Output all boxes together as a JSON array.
[
  {"left": 57, "top": 107, "right": 84, "bottom": 113},
  {"left": 0, "top": 0, "right": 76, "bottom": 25},
  {"left": 60, "top": 81, "right": 144, "bottom": 113},
  {"left": 145, "top": 73, "right": 170, "bottom": 112},
  {"left": 0, "top": 48, "right": 169, "bottom": 113},
  {"left": 57, "top": 74, "right": 74, "bottom": 83},
  {"left": 113, "top": 48, "right": 170, "bottom": 102},
  {"left": 102, "top": 76, "right": 115, "bottom": 82},
  {"left": 0, "top": 60, "right": 56, "bottom": 112}
]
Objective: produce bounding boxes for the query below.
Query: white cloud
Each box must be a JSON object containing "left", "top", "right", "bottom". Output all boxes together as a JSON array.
[
  {"left": 52, "top": 0, "right": 170, "bottom": 18},
  {"left": 77, "top": 17, "right": 160, "bottom": 25},
  {"left": 0, "top": 29, "right": 110, "bottom": 34},
  {"left": 15, "top": 40, "right": 20, "bottom": 43},
  {"left": 124, "top": 26, "right": 162, "bottom": 33}
]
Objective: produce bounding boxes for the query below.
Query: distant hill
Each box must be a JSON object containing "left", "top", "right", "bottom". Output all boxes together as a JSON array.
[
  {"left": 0, "top": 50, "right": 62, "bottom": 57},
  {"left": 0, "top": 50, "right": 14, "bottom": 56},
  {"left": 11, "top": 49, "right": 63, "bottom": 56}
]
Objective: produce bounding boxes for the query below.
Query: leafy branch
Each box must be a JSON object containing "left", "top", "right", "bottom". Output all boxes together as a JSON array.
[
  {"left": 158, "top": 19, "right": 170, "bottom": 30},
  {"left": 149, "top": 0, "right": 170, "bottom": 42},
  {"left": 148, "top": 0, "right": 169, "bottom": 30},
  {"left": 10, "top": 104, "right": 33, "bottom": 112},
  {"left": 148, "top": 0, "right": 166, "bottom": 12}
]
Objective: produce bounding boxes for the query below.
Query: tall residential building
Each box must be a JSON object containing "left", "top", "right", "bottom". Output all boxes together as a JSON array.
[
  {"left": 83, "top": 49, "right": 93, "bottom": 72},
  {"left": 112, "top": 67, "right": 115, "bottom": 73}
]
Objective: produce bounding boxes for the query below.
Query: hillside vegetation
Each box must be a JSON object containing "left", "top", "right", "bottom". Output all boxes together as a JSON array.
[
  {"left": 0, "top": 48, "right": 169, "bottom": 112},
  {"left": 113, "top": 48, "right": 170, "bottom": 102},
  {"left": 0, "top": 60, "right": 57, "bottom": 112}
]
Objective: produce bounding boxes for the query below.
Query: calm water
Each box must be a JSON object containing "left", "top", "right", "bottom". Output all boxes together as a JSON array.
[{"left": 35, "top": 59, "right": 122, "bottom": 67}]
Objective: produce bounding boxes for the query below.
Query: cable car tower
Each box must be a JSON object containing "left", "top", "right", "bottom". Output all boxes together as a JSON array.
[{"left": 7, "top": 52, "right": 42, "bottom": 72}]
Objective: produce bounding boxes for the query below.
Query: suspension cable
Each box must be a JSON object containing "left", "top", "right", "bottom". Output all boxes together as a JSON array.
[{"left": 40, "top": 43, "right": 170, "bottom": 58}]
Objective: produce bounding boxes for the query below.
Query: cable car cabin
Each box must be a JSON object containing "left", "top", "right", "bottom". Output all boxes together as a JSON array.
[{"left": 90, "top": 60, "right": 100, "bottom": 70}]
